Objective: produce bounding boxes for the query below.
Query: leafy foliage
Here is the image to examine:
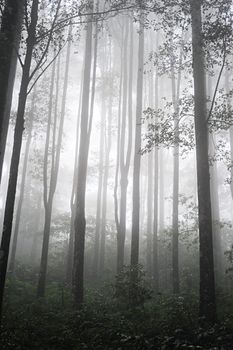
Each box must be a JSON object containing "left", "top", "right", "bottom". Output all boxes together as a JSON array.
[{"left": 114, "top": 265, "right": 152, "bottom": 308}]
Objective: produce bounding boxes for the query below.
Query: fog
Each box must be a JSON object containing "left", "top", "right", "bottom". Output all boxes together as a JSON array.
[{"left": 0, "top": 0, "right": 233, "bottom": 348}]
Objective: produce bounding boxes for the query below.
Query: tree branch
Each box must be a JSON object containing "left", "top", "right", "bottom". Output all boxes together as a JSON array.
[
  {"left": 207, "top": 40, "right": 227, "bottom": 123},
  {"left": 29, "top": 0, "right": 62, "bottom": 82}
]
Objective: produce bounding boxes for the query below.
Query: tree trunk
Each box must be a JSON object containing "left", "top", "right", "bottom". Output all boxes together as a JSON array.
[
  {"left": 130, "top": 17, "right": 144, "bottom": 268},
  {"left": 115, "top": 33, "right": 123, "bottom": 273},
  {"left": 99, "top": 53, "right": 113, "bottom": 273},
  {"left": 191, "top": 0, "right": 216, "bottom": 323},
  {"left": 92, "top": 95, "right": 105, "bottom": 277},
  {"left": 153, "top": 33, "right": 159, "bottom": 291},
  {"left": 30, "top": 194, "right": 42, "bottom": 266},
  {"left": 66, "top": 63, "right": 83, "bottom": 285},
  {"left": 171, "top": 57, "right": 179, "bottom": 295},
  {"left": 37, "top": 201, "right": 52, "bottom": 297},
  {"left": 116, "top": 18, "right": 133, "bottom": 273},
  {"left": 73, "top": 9, "right": 93, "bottom": 306},
  {"left": 0, "top": 0, "right": 24, "bottom": 184},
  {"left": 0, "top": 0, "right": 39, "bottom": 319},
  {"left": 37, "top": 56, "right": 56, "bottom": 298}
]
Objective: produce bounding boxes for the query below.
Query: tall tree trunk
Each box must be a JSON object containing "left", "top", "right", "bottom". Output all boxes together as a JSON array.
[
  {"left": 30, "top": 193, "right": 42, "bottom": 266},
  {"left": 191, "top": 0, "right": 216, "bottom": 323},
  {"left": 146, "top": 150, "right": 153, "bottom": 277},
  {"left": 92, "top": 95, "right": 105, "bottom": 277},
  {"left": 66, "top": 63, "right": 83, "bottom": 285},
  {"left": 209, "top": 136, "right": 221, "bottom": 283},
  {"left": 114, "top": 30, "right": 123, "bottom": 273},
  {"left": 8, "top": 87, "right": 36, "bottom": 273},
  {"left": 153, "top": 33, "right": 159, "bottom": 291},
  {"left": 0, "top": 0, "right": 24, "bottom": 183},
  {"left": 0, "top": 0, "right": 39, "bottom": 319},
  {"left": 99, "top": 50, "right": 113, "bottom": 273},
  {"left": 159, "top": 149, "right": 164, "bottom": 233},
  {"left": 116, "top": 18, "right": 133, "bottom": 273},
  {"left": 73, "top": 8, "right": 93, "bottom": 306},
  {"left": 225, "top": 72, "right": 233, "bottom": 200},
  {"left": 130, "top": 16, "right": 144, "bottom": 268},
  {"left": 208, "top": 75, "right": 222, "bottom": 284},
  {"left": 170, "top": 50, "right": 181, "bottom": 294}
]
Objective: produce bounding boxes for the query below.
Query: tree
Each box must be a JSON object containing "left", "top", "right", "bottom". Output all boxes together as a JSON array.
[
  {"left": 99, "top": 39, "right": 113, "bottom": 273},
  {"left": 130, "top": 14, "right": 144, "bottom": 268},
  {"left": 0, "top": 0, "right": 24, "bottom": 183},
  {"left": 73, "top": 4, "right": 94, "bottom": 306},
  {"left": 190, "top": 0, "right": 216, "bottom": 322},
  {"left": 114, "top": 16, "right": 133, "bottom": 274},
  {"left": 152, "top": 32, "right": 159, "bottom": 292},
  {"left": 170, "top": 33, "right": 184, "bottom": 294},
  {"left": 92, "top": 93, "right": 105, "bottom": 278},
  {"left": 66, "top": 63, "right": 83, "bottom": 285},
  {"left": 37, "top": 26, "right": 71, "bottom": 297},
  {"left": 8, "top": 86, "right": 37, "bottom": 273},
  {"left": 0, "top": 0, "right": 40, "bottom": 320}
]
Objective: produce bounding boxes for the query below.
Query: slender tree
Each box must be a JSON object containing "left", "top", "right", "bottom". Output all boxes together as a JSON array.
[
  {"left": 99, "top": 40, "right": 113, "bottom": 273},
  {"left": 73, "top": 5, "right": 94, "bottom": 305},
  {"left": 170, "top": 35, "right": 183, "bottom": 294},
  {"left": 92, "top": 91, "right": 105, "bottom": 277},
  {"left": 115, "top": 17, "right": 133, "bottom": 273},
  {"left": 130, "top": 14, "right": 144, "bottom": 268},
  {"left": 37, "top": 28, "right": 71, "bottom": 296},
  {"left": 66, "top": 65, "right": 83, "bottom": 285},
  {"left": 8, "top": 86, "right": 37, "bottom": 273},
  {"left": 153, "top": 33, "right": 159, "bottom": 291}
]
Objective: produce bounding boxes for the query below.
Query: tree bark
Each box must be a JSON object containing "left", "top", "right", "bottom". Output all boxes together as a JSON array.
[
  {"left": 99, "top": 46, "right": 113, "bottom": 272},
  {"left": 170, "top": 47, "right": 181, "bottom": 294},
  {"left": 66, "top": 61, "right": 83, "bottom": 285},
  {"left": 191, "top": 0, "right": 216, "bottom": 323},
  {"left": 116, "top": 18, "right": 133, "bottom": 273},
  {"left": 130, "top": 16, "right": 144, "bottom": 268},
  {"left": 152, "top": 33, "right": 159, "bottom": 291},
  {"left": 0, "top": 0, "right": 24, "bottom": 183},
  {"left": 73, "top": 8, "right": 93, "bottom": 306},
  {"left": 92, "top": 96, "right": 105, "bottom": 277}
]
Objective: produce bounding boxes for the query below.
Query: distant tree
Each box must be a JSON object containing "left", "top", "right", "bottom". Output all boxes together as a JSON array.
[
  {"left": 130, "top": 13, "right": 144, "bottom": 270},
  {"left": 66, "top": 66, "right": 83, "bottom": 285},
  {"left": 99, "top": 39, "right": 113, "bottom": 273},
  {"left": 117, "top": 17, "right": 133, "bottom": 273},
  {"left": 37, "top": 26, "right": 72, "bottom": 297},
  {"left": 92, "top": 92, "right": 105, "bottom": 278},
  {"left": 73, "top": 3, "right": 94, "bottom": 306},
  {"left": 152, "top": 33, "right": 159, "bottom": 292},
  {"left": 8, "top": 86, "right": 37, "bottom": 273}
]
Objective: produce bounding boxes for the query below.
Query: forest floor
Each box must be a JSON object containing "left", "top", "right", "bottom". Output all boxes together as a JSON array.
[{"left": 1, "top": 277, "right": 233, "bottom": 349}]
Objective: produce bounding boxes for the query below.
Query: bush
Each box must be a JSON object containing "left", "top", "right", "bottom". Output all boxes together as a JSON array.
[{"left": 114, "top": 265, "right": 152, "bottom": 308}]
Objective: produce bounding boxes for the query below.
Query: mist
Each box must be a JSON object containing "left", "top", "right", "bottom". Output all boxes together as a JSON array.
[{"left": 0, "top": 0, "right": 233, "bottom": 349}]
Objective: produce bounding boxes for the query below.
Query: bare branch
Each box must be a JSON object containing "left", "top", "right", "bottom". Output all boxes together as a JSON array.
[
  {"left": 27, "top": 43, "right": 65, "bottom": 95},
  {"left": 29, "top": 0, "right": 62, "bottom": 82},
  {"left": 207, "top": 40, "right": 227, "bottom": 123}
]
